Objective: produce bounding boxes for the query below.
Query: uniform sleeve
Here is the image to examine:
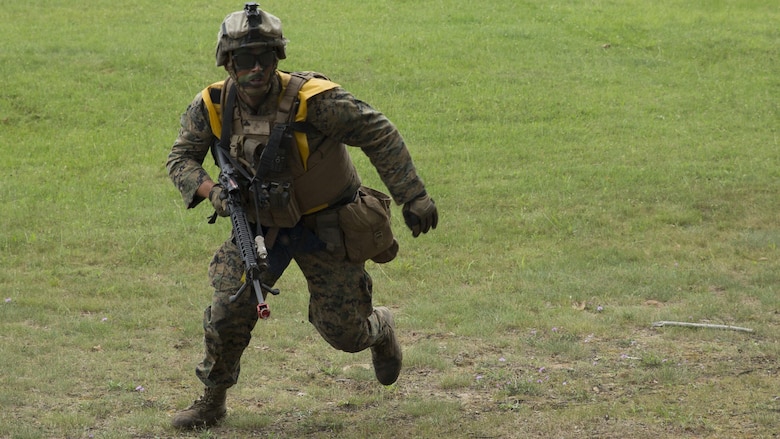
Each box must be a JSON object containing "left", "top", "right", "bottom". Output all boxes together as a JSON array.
[
  {"left": 165, "top": 93, "right": 217, "bottom": 209},
  {"left": 305, "top": 87, "right": 426, "bottom": 205}
]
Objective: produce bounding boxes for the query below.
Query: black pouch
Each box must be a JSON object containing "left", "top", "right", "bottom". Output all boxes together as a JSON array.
[
  {"left": 257, "top": 180, "right": 302, "bottom": 228},
  {"left": 338, "top": 186, "right": 397, "bottom": 264},
  {"left": 315, "top": 209, "right": 345, "bottom": 260}
]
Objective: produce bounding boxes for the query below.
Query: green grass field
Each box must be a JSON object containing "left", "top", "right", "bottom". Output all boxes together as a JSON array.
[{"left": 1, "top": 0, "right": 778, "bottom": 437}]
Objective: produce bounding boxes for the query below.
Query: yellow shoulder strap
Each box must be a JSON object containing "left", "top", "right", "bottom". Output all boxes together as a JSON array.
[
  {"left": 277, "top": 72, "right": 340, "bottom": 123},
  {"left": 201, "top": 81, "right": 226, "bottom": 138}
]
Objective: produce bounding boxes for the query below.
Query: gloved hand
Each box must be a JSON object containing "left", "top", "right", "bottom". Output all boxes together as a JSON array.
[
  {"left": 402, "top": 191, "right": 438, "bottom": 238},
  {"left": 208, "top": 184, "right": 229, "bottom": 217}
]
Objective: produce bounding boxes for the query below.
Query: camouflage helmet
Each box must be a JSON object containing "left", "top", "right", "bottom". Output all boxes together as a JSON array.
[{"left": 215, "top": 3, "right": 288, "bottom": 67}]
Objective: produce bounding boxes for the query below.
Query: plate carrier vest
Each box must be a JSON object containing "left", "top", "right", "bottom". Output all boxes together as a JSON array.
[{"left": 202, "top": 71, "right": 361, "bottom": 228}]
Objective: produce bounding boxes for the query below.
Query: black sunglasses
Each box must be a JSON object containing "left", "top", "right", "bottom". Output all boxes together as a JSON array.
[{"left": 232, "top": 51, "right": 277, "bottom": 70}]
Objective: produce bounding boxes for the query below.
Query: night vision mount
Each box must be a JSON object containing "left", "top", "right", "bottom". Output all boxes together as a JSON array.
[{"left": 245, "top": 2, "right": 263, "bottom": 40}]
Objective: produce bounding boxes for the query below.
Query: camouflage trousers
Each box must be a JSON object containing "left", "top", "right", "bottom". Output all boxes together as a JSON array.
[{"left": 194, "top": 231, "right": 390, "bottom": 389}]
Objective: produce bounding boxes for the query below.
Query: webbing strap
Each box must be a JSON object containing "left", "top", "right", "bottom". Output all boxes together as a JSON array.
[
  {"left": 208, "top": 84, "right": 240, "bottom": 225},
  {"left": 276, "top": 73, "right": 309, "bottom": 123},
  {"left": 220, "top": 84, "right": 236, "bottom": 148},
  {"left": 215, "top": 84, "right": 253, "bottom": 183},
  {"left": 259, "top": 124, "right": 288, "bottom": 176},
  {"left": 256, "top": 72, "right": 312, "bottom": 178}
]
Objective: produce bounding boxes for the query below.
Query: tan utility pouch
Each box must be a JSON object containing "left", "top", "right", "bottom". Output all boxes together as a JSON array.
[{"left": 338, "top": 186, "right": 397, "bottom": 264}]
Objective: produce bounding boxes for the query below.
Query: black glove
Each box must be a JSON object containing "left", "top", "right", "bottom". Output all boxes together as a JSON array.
[
  {"left": 208, "top": 184, "right": 229, "bottom": 217},
  {"left": 402, "top": 191, "right": 438, "bottom": 238}
]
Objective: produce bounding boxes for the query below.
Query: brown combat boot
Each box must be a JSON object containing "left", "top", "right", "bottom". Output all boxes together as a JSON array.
[
  {"left": 371, "top": 307, "right": 403, "bottom": 385},
  {"left": 171, "top": 386, "right": 227, "bottom": 429}
]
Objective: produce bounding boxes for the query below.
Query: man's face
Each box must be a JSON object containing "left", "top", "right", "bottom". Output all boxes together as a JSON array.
[{"left": 231, "top": 47, "right": 277, "bottom": 99}]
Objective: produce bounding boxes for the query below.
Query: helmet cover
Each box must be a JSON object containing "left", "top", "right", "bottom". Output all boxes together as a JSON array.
[{"left": 216, "top": 3, "right": 288, "bottom": 67}]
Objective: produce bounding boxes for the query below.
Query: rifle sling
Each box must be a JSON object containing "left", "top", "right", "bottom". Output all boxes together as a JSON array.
[
  {"left": 215, "top": 84, "right": 254, "bottom": 182},
  {"left": 209, "top": 83, "right": 252, "bottom": 225},
  {"left": 219, "top": 83, "right": 236, "bottom": 151}
]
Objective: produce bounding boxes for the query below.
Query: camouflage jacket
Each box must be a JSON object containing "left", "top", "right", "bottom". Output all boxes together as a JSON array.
[{"left": 166, "top": 72, "right": 426, "bottom": 211}]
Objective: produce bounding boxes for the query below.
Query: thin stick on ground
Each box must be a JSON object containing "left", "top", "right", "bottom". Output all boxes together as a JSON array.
[{"left": 652, "top": 321, "right": 754, "bottom": 333}]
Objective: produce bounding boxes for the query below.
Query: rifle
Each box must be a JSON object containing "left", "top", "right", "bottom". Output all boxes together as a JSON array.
[{"left": 212, "top": 144, "right": 280, "bottom": 319}]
